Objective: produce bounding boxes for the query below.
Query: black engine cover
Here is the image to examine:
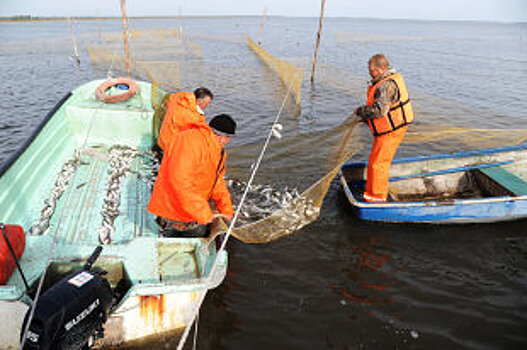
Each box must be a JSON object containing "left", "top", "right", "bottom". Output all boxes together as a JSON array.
[{"left": 22, "top": 270, "right": 113, "bottom": 350}]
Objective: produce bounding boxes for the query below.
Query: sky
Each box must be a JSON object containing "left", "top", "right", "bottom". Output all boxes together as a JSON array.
[{"left": 1, "top": 0, "right": 526, "bottom": 22}]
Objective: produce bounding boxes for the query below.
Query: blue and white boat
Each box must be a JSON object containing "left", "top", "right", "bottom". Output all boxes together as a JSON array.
[{"left": 339, "top": 144, "right": 527, "bottom": 223}]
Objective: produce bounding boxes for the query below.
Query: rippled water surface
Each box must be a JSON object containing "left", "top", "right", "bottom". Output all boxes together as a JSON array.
[{"left": 1, "top": 17, "right": 526, "bottom": 349}]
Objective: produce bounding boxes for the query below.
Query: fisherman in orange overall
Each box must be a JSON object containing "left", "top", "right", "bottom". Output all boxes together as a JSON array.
[
  {"left": 148, "top": 114, "right": 236, "bottom": 237},
  {"left": 157, "top": 87, "right": 213, "bottom": 151},
  {"left": 354, "top": 54, "right": 414, "bottom": 202}
]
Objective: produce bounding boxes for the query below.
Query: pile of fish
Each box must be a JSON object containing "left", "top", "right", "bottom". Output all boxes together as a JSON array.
[
  {"left": 28, "top": 150, "right": 83, "bottom": 236},
  {"left": 29, "top": 145, "right": 301, "bottom": 239},
  {"left": 138, "top": 150, "right": 301, "bottom": 226},
  {"left": 98, "top": 145, "right": 139, "bottom": 244},
  {"left": 135, "top": 148, "right": 161, "bottom": 188},
  {"left": 227, "top": 179, "right": 301, "bottom": 226}
]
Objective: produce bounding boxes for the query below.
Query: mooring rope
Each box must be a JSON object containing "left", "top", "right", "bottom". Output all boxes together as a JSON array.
[{"left": 177, "top": 80, "right": 295, "bottom": 350}]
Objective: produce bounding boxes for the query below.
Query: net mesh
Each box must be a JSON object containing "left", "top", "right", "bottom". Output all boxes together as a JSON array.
[
  {"left": 404, "top": 125, "right": 527, "bottom": 149},
  {"left": 151, "top": 84, "right": 169, "bottom": 144},
  {"left": 335, "top": 31, "right": 429, "bottom": 43},
  {"left": 87, "top": 46, "right": 140, "bottom": 77},
  {"left": 87, "top": 31, "right": 203, "bottom": 91},
  {"left": 84, "top": 25, "right": 526, "bottom": 244},
  {"left": 87, "top": 29, "right": 328, "bottom": 243},
  {"left": 246, "top": 36, "right": 304, "bottom": 106},
  {"left": 316, "top": 63, "right": 527, "bottom": 150},
  {"left": 232, "top": 118, "right": 361, "bottom": 243}
]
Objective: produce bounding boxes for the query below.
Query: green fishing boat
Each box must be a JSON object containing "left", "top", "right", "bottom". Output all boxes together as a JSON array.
[{"left": 0, "top": 79, "right": 227, "bottom": 348}]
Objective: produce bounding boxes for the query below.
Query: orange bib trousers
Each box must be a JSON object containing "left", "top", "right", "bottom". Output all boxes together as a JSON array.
[{"left": 364, "top": 126, "right": 407, "bottom": 202}]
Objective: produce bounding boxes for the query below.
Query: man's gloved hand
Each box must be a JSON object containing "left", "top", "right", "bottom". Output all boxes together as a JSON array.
[
  {"left": 212, "top": 213, "right": 232, "bottom": 224},
  {"left": 354, "top": 106, "right": 365, "bottom": 117}
]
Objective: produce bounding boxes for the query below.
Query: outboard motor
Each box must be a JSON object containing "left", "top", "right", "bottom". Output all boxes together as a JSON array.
[{"left": 21, "top": 246, "right": 113, "bottom": 349}]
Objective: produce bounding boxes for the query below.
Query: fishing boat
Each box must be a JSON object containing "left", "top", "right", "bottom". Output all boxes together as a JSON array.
[
  {"left": 0, "top": 79, "right": 227, "bottom": 348},
  {"left": 339, "top": 144, "right": 527, "bottom": 223}
]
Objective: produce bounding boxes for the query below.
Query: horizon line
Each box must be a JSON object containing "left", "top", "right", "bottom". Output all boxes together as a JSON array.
[{"left": 0, "top": 14, "right": 525, "bottom": 24}]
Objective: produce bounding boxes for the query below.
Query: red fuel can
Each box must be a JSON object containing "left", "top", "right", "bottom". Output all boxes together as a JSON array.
[{"left": 0, "top": 224, "right": 26, "bottom": 285}]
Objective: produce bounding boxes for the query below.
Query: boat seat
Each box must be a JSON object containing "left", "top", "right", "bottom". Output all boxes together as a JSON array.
[{"left": 478, "top": 166, "right": 527, "bottom": 196}]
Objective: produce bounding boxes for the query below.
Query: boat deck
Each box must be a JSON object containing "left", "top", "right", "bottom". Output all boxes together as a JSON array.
[
  {"left": 0, "top": 80, "right": 227, "bottom": 302},
  {"left": 46, "top": 147, "right": 158, "bottom": 245},
  {"left": 2, "top": 145, "right": 225, "bottom": 300},
  {"left": 0, "top": 79, "right": 229, "bottom": 348},
  {"left": 342, "top": 145, "right": 527, "bottom": 203},
  {"left": 2, "top": 235, "right": 220, "bottom": 300}
]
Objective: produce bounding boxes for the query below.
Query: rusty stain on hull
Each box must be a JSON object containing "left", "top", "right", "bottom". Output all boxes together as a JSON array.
[
  {"left": 139, "top": 295, "right": 165, "bottom": 329},
  {"left": 98, "top": 291, "right": 201, "bottom": 346}
]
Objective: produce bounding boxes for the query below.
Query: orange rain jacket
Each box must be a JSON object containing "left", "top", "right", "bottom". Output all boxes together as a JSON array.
[
  {"left": 366, "top": 72, "right": 414, "bottom": 136},
  {"left": 148, "top": 118, "right": 233, "bottom": 225},
  {"left": 157, "top": 92, "right": 205, "bottom": 150}
]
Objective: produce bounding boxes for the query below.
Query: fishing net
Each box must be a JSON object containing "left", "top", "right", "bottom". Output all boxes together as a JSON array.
[
  {"left": 84, "top": 24, "right": 526, "bottom": 245},
  {"left": 94, "top": 30, "right": 203, "bottom": 59},
  {"left": 316, "top": 63, "right": 527, "bottom": 150},
  {"left": 87, "top": 46, "right": 140, "bottom": 77},
  {"left": 138, "top": 60, "right": 181, "bottom": 92},
  {"left": 129, "top": 29, "right": 183, "bottom": 40},
  {"left": 151, "top": 82, "right": 169, "bottom": 144},
  {"left": 231, "top": 118, "right": 361, "bottom": 243},
  {"left": 404, "top": 125, "right": 527, "bottom": 149},
  {"left": 316, "top": 63, "right": 365, "bottom": 99},
  {"left": 335, "top": 31, "right": 429, "bottom": 43},
  {"left": 150, "top": 80, "right": 167, "bottom": 110},
  {"left": 87, "top": 31, "right": 203, "bottom": 90},
  {"left": 86, "top": 28, "right": 337, "bottom": 244},
  {"left": 246, "top": 36, "right": 304, "bottom": 106}
]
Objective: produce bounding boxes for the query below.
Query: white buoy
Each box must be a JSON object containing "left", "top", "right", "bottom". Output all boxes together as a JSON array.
[{"left": 271, "top": 127, "right": 282, "bottom": 139}]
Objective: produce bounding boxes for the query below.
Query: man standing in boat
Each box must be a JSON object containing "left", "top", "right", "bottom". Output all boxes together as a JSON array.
[
  {"left": 354, "top": 54, "right": 414, "bottom": 202},
  {"left": 157, "top": 87, "right": 214, "bottom": 151},
  {"left": 148, "top": 114, "right": 236, "bottom": 237}
]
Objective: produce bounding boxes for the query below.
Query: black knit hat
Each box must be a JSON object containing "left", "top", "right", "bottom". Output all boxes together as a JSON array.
[{"left": 209, "top": 114, "right": 236, "bottom": 137}]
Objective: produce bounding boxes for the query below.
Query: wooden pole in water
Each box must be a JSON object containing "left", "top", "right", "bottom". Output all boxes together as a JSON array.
[
  {"left": 120, "top": 0, "right": 131, "bottom": 78},
  {"left": 310, "top": 0, "right": 326, "bottom": 84},
  {"left": 67, "top": 17, "right": 80, "bottom": 66},
  {"left": 178, "top": 6, "right": 184, "bottom": 39},
  {"left": 257, "top": 7, "right": 268, "bottom": 45}
]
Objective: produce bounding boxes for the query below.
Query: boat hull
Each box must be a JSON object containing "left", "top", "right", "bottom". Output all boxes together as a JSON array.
[
  {"left": 0, "top": 80, "right": 228, "bottom": 348},
  {"left": 340, "top": 145, "right": 527, "bottom": 223}
]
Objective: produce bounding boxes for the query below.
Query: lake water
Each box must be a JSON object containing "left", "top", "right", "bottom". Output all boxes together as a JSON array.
[{"left": 0, "top": 16, "right": 526, "bottom": 349}]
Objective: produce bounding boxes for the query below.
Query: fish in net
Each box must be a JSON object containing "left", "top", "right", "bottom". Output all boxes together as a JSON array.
[{"left": 230, "top": 117, "right": 361, "bottom": 243}]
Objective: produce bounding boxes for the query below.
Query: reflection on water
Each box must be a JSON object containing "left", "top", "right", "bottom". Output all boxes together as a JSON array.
[{"left": 1, "top": 17, "right": 527, "bottom": 349}]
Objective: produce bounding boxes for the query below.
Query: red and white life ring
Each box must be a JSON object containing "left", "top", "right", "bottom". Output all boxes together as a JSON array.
[{"left": 95, "top": 77, "right": 138, "bottom": 103}]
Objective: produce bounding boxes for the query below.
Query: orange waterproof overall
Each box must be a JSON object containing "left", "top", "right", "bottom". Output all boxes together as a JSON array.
[
  {"left": 148, "top": 120, "right": 233, "bottom": 224},
  {"left": 364, "top": 73, "right": 413, "bottom": 202},
  {"left": 157, "top": 92, "right": 205, "bottom": 151}
]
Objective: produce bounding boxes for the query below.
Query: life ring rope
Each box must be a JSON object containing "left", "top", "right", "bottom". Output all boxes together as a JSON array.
[{"left": 96, "top": 77, "right": 138, "bottom": 103}]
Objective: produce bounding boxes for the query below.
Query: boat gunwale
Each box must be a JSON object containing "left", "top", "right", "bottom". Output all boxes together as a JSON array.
[
  {"left": 0, "top": 91, "right": 72, "bottom": 177},
  {"left": 339, "top": 172, "right": 527, "bottom": 209},
  {"left": 339, "top": 144, "right": 527, "bottom": 210}
]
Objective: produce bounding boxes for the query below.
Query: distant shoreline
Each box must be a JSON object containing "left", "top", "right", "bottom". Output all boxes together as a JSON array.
[
  {"left": 0, "top": 16, "right": 114, "bottom": 23},
  {"left": 0, "top": 15, "right": 524, "bottom": 24},
  {"left": 0, "top": 16, "right": 138, "bottom": 23},
  {"left": 0, "top": 15, "right": 266, "bottom": 23}
]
